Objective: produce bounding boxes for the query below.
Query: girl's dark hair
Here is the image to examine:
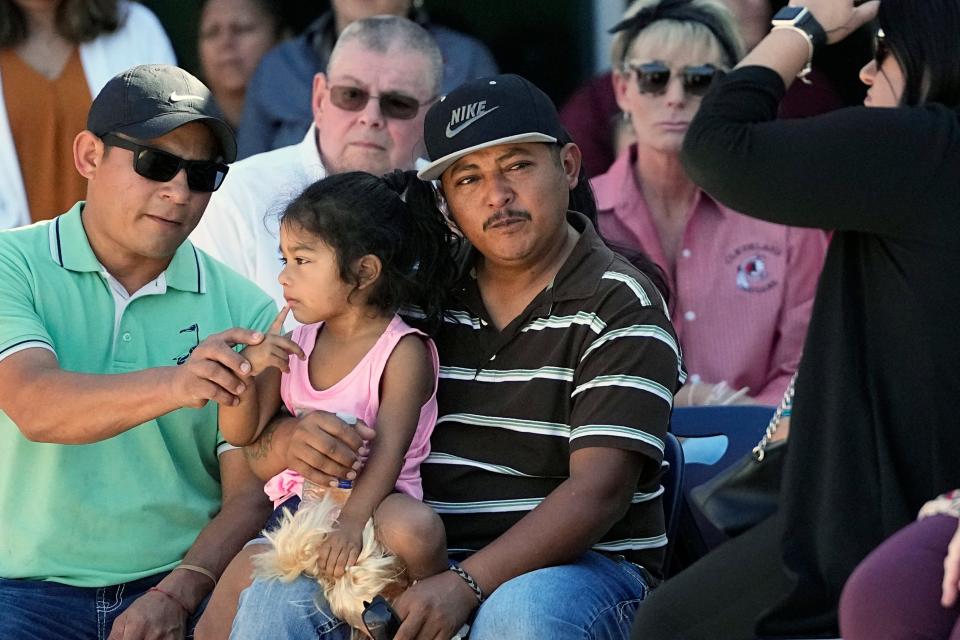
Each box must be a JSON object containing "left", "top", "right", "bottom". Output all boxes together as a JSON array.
[
  {"left": 0, "top": 0, "right": 119, "bottom": 47},
  {"left": 281, "top": 170, "right": 459, "bottom": 331},
  {"left": 880, "top": 0, "right": 960, "bottom": 107}
]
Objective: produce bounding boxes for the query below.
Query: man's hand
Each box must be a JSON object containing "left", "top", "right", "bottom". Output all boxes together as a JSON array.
[
  {"left": 107, "top": 589, "right": 187, "bottom": 640},
  {"left": 240, "top": 307, "right": 305, "bottom": 377},
  {"left": 167, "top": 327, "right": 267, "bottom": 408},
  {"left": 285, "top": 410, "right": 376, "bottom": 487},
  {"left": 392, "top": 570, "right": 479, "bottom": 640},
  {"left": 317, "top": 520, "right": 364, "bottom": 578}
]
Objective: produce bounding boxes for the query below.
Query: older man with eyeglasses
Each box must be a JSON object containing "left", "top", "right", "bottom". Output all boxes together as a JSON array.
[{"left": 190, "top": 15, "right": 442, "bottom": 313}]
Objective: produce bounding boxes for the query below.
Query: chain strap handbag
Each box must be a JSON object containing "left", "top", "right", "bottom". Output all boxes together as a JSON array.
[{"left": 688, "top": 374, "right": 796, "bottom": 538}]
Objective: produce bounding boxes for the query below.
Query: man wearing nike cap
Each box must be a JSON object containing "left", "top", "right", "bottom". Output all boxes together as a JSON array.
[
  {"left": 233, "top": 73, "right": 682, "bottom": 640},
  {"left": 0, "top": 64, "right": 281, "bottom": 639}
]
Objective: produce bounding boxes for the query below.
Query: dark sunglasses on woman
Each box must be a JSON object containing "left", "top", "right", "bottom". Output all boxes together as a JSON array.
[
  {"left": 329, "top": 85, "right": 434, "bottom": 120},
  {"left": 626, "top": 62, "right": 724, "bottom": 97},
  {"left": 873, "top": 28, "right": 889, "bottom": 67},
  {"left": 100, "top": 133, "right": 229, "bottom": 192}
]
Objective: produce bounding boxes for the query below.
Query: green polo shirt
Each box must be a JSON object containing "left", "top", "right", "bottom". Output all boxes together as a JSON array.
[{"left": 0, "top": 202, "right": 276, "bottom": 587}]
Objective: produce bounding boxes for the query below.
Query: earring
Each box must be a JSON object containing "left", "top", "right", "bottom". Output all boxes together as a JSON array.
[{"left": 621, "top": 111, "right": 632, "bottom": 122}]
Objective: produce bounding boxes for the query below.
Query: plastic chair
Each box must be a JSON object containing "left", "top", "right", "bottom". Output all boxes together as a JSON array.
[
  {"left": 667, "top": 405, "right": 775, "bottom": 568},
  {"left": 670, "top": 405, "right": 775, "bottom": 490},
  {"left": 660, "top": 431, "right": 684, "bottom": 575}
]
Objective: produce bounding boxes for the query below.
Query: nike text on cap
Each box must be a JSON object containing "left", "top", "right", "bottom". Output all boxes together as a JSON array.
[
  {"left": 417, "top": 73, "right": 567, "bottom": 181},
  {"left": 87, "top": 64, "right": 236, "bottom": 163}
]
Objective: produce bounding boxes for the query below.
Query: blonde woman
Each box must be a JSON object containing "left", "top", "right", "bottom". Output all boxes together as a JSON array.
[{"left": 591, "top": 0, "right": 827, "bottom": 407}]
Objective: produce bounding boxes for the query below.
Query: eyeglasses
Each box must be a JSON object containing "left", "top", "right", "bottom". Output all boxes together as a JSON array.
[
  {"left": 100, "top": 134, "right": 229, "bottom": 192},
  {"left": 873, "top": 29, "right": 889, "bottom": 68},
  {"left": 328, "top": 85, "right": 433, "bottom": 120},
  {"left": 361, "top": 595, "right": 401, "bottom": 640},
  {"left": 625, "top": 62, "right": 723, "bottom": 97}
]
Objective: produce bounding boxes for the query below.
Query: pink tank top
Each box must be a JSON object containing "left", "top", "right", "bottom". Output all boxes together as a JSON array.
[{"left": 264, "top": 315, "right": 439, "bottom": 505}]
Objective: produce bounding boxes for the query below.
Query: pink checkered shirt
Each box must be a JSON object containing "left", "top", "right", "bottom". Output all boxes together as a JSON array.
[{"left": 591, "top": 147, "right": 827, "bottom": 405}]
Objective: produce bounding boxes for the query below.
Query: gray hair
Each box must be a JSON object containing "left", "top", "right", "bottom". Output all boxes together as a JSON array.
[{"left": 329, "top": 15, "right": 443, "bottom": 96}]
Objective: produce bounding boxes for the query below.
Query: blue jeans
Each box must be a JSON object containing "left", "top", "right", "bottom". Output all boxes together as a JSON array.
[
  {"left": 231, "top": 551, "right": 651, "bottom": 639},
  {"left": 0, "top": 572, "right": 205, "bottom": 640}
]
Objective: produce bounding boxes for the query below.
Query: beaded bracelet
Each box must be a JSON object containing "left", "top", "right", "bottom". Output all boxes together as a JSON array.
[
  {"left": 148, "top": 586, "right": 190, "bottom": 614},
  {"left": 448, "top": 562, "right": 485, "bottom": 604}
]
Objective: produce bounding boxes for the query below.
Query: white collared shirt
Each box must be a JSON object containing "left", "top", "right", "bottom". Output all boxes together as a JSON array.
[{"left": 190, "top": 124, "right": 327, "bottom": 310}]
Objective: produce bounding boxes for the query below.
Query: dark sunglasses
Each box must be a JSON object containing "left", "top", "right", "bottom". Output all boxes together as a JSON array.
[
  {"left": 329, "top": 85, "right": 433, "bottom": 120},
  {"left": 100, "top": 134, "right": 229, "bottom": 192},
  {"left": 873, "top": 28, "right": 889, "bottom": 68},
  {"left": 362, "top": 595, "right": 401, "bottom": 640},
  {"left": 626, "top": 62, "right": 723, "bottom": 97}
]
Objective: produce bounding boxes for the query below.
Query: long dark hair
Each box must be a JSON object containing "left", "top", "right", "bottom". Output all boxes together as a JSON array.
[
  {"left": 880, "top": 0, "right": 960, "bottom": 107},
  {"left": 281, "top": 171, "right": 459, "bottom": 331},
  {"left": 0, "top": 0, "right": 119, "bottom": 47}
]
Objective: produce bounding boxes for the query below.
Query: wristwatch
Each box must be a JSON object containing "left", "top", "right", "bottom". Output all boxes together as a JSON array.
[{"left": 771, "top": 6, "right": 827, "bottom": 49}]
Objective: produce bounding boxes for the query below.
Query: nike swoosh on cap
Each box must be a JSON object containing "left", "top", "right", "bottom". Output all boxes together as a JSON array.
[
  {"left": 169, "top": 91, "right": 204, "bottom": 103},
  {"left": 445, "top": 106, "right": 500, "bottom": 138}
]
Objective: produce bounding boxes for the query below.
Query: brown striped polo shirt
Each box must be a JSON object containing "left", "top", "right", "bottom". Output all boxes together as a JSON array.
[{"left": 417, "top": 212, "right": 685, "bottom": 578}]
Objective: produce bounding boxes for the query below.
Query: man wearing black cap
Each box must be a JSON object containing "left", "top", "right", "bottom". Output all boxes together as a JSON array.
[
  {"left": 233, "top": 74, "right": 683, "bottom": 640},
  {"left": 0, "top": 65, "right": 280, "bottom": 638}
]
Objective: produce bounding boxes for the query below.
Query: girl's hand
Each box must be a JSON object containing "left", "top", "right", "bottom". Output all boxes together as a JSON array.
[
  {"left": 241, "top": 307, "right": 305, "bottom": 377},
  {"left": 317, "top": 521, "right": 364, "bottom": 578},
  {"left": 943, "top": 518, "right": 960, "bottom": 607}
]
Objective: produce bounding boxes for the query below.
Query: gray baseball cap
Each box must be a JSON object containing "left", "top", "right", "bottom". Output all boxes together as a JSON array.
[{"left": 86, "top": 64, "right": 236, "bottom": 163}]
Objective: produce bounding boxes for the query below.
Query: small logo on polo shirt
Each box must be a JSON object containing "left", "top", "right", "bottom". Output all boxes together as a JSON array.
[
  {"left": 173, "top": 323, "right": 200, "bottom": 365},
  {"left": 445, "top": 101, "right": 499, "bottom": 138}
]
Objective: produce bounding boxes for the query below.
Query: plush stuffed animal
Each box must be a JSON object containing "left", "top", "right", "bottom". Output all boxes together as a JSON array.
[{"left": 253, "top": 489, "right": 408, "bottom": 636}]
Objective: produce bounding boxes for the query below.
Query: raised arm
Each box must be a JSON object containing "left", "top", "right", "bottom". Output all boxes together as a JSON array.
[
  {"left": 681, "top": 1, "right": 960, "bottom": 238},
  {"left": 218, "top": 307, "right": 302, "bottom": 447}
]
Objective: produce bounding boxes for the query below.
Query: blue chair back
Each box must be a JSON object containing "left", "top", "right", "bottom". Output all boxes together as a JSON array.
[
  {"left": 660, "top": 431, "right": 684, "bottom": 573},
  {"left": 669, "top": 405, "right": 775, "bottom": 490}
]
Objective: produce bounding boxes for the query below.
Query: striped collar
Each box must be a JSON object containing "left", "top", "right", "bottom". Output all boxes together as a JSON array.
[{"left": 47, "top": 201, "right": 207, "bottom": 294}]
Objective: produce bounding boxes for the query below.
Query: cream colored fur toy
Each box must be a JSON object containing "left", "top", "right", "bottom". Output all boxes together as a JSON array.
[{"left": 253, "top": 490, "right": 408, "bottom": 635}]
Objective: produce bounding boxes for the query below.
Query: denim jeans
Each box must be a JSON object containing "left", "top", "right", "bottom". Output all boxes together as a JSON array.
[
  {"left": 231, "top": 551, "right": 651, "bottom": 640},
  {"left": 0, "top": 572, "right": 205, "bottom": 640}
]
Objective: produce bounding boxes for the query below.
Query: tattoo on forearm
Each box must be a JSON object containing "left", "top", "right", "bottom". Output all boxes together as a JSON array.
[{"left": 244, "top": 421, "right": 277, "bottom": 461}]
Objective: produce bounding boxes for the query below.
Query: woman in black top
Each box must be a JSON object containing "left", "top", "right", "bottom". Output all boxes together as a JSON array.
[{"left": 631, "top": 0, "right": 960, "bottom": 637}]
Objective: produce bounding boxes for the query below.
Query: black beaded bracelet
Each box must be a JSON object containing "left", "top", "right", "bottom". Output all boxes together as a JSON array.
[{"left": 448, "top": 562, "right": 485, "bottom": 604}]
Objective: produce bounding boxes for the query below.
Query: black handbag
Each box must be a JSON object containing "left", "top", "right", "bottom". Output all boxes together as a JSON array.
[{"left": 688, "top": 375, "right": 795, "bottom": 539}]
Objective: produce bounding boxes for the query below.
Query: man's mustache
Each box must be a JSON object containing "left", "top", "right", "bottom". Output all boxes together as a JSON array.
[{"left": 482, "top": 210, "right": 532, "bottom": 231}]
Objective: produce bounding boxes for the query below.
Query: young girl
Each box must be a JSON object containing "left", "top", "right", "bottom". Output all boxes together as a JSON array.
[{"left": 198, "top": 170, "right": 459, "bottom": 638}]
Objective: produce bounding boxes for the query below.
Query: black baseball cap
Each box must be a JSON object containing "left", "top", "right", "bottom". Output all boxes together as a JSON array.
[
  {"left": 87, "top": 64, "right": 236, "bottom": 163},
  {"left": 417, "top": 74, "right": 567, "bottom": 181}
]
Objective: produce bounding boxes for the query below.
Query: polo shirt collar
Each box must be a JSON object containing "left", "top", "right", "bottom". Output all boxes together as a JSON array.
[
  {"left": 595, "top": 144, "right": 734, "bottom": 221},
  {"left": 300, "top": 124, "right": 327, "bottom": 182},
  {"left": 549, "top": 211, "right": 614, "bottom": 302},
  {"left": 49, "top": 201, "right": 206, "bottom": 294}
]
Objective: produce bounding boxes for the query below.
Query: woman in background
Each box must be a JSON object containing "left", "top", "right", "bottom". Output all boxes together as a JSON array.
[
  {"left": 0, "top": 0, "right": 175, "bottom": 228},
  {"left": 198, "top": 0, "right": 289, "bottom": 131},
  {"left": 592, "top": 0, "right": 826, "bottom": 407}
]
